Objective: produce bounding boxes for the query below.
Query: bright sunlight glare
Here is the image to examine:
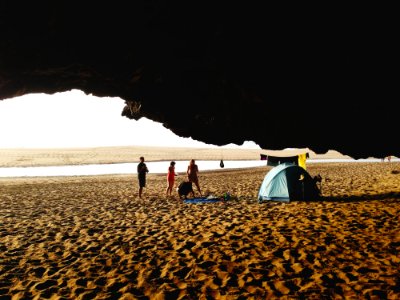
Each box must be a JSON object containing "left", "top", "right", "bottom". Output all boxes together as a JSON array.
[{"left": 0, "top": 90, "right": 261, "bottom": 149}]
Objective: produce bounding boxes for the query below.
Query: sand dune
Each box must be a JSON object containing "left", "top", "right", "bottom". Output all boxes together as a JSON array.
[{"left": 1, "top": 158, "right": 399, "bottom": 298}]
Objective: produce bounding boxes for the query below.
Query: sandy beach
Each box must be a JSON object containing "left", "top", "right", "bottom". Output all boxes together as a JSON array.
[{"left": 0, "top": 147, "right": 399, "bottom": 299}]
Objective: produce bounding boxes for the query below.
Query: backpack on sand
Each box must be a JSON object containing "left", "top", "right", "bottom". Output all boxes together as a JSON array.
[{"left": 177, "top": 181, "right": 194, "bottom": 199}]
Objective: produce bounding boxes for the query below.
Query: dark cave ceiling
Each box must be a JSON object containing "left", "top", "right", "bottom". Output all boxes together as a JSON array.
[{"left": 0, "top": 2, "right": 398, "bottom": 159}]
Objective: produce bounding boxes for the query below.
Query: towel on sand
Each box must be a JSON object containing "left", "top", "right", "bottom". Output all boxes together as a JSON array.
[{"left": 183, "top": 197, "right": 222, "bottom": 204}]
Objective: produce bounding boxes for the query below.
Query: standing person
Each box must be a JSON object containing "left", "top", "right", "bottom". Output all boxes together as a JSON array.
[
  {"left": 187, "top": 159, "right": 202, "bottom": 196},
  {"left": 137, "top": 156, "right": 149, "bottom": 198},
  {"left": 166, "top": 161, "right": 177, "bottom": 197}
]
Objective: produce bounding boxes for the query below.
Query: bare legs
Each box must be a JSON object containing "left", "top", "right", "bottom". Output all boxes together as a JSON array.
[
  {"left": 193, "top": 180, "right": 202, "bottom": 197},
  {"left": 166, "top": 182, "right": 174, "bottom": 196},
  {"left": 138, "top": 187, "right": 142, "bottom": 198}
]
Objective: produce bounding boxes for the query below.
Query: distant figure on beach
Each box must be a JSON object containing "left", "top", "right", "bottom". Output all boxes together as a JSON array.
[
  {"left": 137, "top": 156, "right": 149, "bottom": 198},
  {"left": 166, "top": 161, "right": 177, "bottom": 196},
  {"left": 187, "top": 159, "right": 202, "bottom": 196},
  {"left": 382, "top": 156, "right": 392, "bottom": 162}
]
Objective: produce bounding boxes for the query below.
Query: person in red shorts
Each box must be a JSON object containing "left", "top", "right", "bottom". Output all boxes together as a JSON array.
[{"left": 166, "top": 161, "right": 177, "bottom": 197}]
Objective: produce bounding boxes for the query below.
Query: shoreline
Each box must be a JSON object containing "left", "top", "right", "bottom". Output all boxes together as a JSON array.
[
  {"left": 0, "top": 146, "right": 356, "bottom": 168},
  {"left": 1, "top": 158, "right": 398, "bottom": 180}
]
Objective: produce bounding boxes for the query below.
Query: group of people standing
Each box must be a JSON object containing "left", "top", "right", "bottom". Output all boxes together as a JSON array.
[{"left": 136, "top": 157, "right": 202, "bottom": 198}]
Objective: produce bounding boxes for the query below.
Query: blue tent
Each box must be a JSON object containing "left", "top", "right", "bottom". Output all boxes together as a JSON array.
[{"left": 258, "top": 163, "right": 320, "bottom": 202}]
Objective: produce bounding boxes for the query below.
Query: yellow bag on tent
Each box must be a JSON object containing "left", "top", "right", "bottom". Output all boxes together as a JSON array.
[{"left": 298, "top": 153, "right": 307, "bottom": 170}]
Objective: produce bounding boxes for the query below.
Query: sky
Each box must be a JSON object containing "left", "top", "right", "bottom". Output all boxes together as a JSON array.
[{"left": 0, "top": 90, "right": 261, "bottom": 149}]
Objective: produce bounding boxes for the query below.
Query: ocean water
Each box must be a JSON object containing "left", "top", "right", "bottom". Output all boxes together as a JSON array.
[{"left": 0, "top": 158, "right": 397, "bottom": 178}]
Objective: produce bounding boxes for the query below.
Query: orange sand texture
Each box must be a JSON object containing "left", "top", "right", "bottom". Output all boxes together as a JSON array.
[{"left": 0, "top": 147, "right": 399, "bottom": 299}]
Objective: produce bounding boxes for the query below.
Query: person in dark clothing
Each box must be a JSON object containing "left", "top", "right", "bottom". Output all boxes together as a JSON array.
[{"left": 137, "top": 156, "right": 149, "bottom": 198}]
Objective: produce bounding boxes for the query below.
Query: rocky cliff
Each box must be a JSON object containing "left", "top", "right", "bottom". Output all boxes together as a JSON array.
[{"left": 0, "top": 2, "right": 397, "bottom": 158}]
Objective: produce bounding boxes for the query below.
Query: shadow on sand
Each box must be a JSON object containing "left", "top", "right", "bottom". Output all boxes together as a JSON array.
[{"left": 321, "top": 192, "right": 400, "bottom": 202}]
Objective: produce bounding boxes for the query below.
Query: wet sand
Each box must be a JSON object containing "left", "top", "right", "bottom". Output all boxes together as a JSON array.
[{"left": 0, "top": 149, "right": 399, "bottom": 299}]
